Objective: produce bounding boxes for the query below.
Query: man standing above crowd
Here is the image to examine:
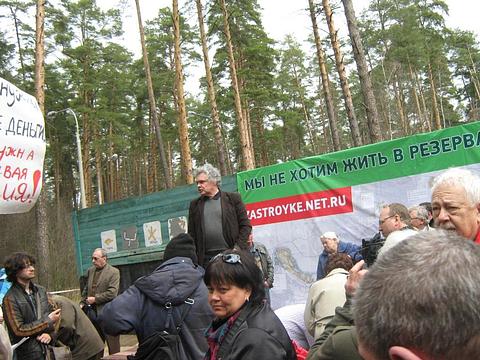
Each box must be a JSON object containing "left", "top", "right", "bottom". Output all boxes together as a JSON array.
[
  {"left": 408, "top": 205, "right": 431, "bottom": 231},
  {"left": 431, "top": 167, "right": 480, "bottom": 243},
  {"left": 2, "top": 252, "right": 61, "bottom": 360},
  {"left": 188, "top": 163, "right": 251, "bottom": 267},
  {"left": 81, "top": 248, "right": 120, "bottom": 355},
  {"left": 316, "top": 232, "right": 359, "bottom": 280},
  {"left": 247, "top": 233, "right": 274, "bottom": 304},
  {"left": 377, "top": 203, "right": 416, "bottom": 256}
]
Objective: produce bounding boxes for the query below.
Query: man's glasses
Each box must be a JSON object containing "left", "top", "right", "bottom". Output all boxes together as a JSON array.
[
  {"left": 379, "top": 214, "right": 395, "bottom": 225},
  {"left": 92, "top": 256, "right": 104, "bottom": 260},
  {"left": 211, "top": 253, "right": 242, "bottom": 264}
]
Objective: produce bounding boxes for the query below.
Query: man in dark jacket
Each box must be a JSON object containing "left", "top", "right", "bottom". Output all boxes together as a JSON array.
[
  {"left": 2, "top": 252, "right": 61, "bottom": 360},
  {"left": 100, "top": 233, "right": 214, "bottom": 360},
  {"left": 188, "top": 163, "right": 252, "bottom": 267}
]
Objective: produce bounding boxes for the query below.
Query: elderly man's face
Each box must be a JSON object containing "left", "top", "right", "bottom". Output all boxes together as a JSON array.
[
  {"left": 409, "top": 210, "right": 425, "bottom": 230},
  {"left": 92, "top": 250, "right": 107, "bottom": 269},
  {"left": 195, "top": 173, "right": 219, "bottom": 198},
  {"left": 432, "top": 184, "right": 480, "bottom": 240},
  {"left": 321, "top": 237, "right": 338, "bottom": 253}
]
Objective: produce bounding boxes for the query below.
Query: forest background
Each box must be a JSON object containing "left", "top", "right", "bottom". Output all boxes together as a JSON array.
[{"left": 0, "top": 0, "right": 478, "bottom": 291}]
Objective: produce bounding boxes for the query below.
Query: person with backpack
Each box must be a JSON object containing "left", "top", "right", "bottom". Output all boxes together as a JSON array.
[{"left": 100, "top": 233, "right": 214, "bottom": 360}]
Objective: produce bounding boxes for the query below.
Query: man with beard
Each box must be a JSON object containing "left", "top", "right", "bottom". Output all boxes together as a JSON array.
[{"left": 431, "top": 167, "right": 480, "bottom": 243}]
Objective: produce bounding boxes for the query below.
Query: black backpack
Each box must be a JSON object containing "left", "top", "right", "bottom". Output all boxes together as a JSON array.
[{"left": 127, "top": 298, "right": 195, "bottom": 360}]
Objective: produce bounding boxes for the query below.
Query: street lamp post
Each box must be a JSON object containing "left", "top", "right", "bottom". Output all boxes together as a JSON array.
[{"left": 47, "top": 108, "right": 87, "bottom": 209}]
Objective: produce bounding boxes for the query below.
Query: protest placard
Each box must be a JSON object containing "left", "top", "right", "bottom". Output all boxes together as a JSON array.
[{"left": 0, "top": 77, "right": 46, "bottom": 214}]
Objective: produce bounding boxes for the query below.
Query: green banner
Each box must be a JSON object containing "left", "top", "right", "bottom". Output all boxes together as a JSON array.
[{"left": 238, "top": 122, "right": 480, "bottom": 204}]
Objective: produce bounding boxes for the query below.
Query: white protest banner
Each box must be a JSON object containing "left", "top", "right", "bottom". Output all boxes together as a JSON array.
[{"left": 0, "top": 77, "right": 46, "bottom": 214}]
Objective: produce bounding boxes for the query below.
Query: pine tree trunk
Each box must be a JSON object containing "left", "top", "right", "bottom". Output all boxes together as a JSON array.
[
  {"left": 220, "top": 0, "right": 255, "bottom": 170},
  {"left": 323, "top": 0, "right": 362, "bottom": 147},
  {"left": 195, "top": 0, "right": 228, "bottom": 175},
  {"left": 173, "top": 0, "right": 193, "bottom": 184},
  {"left": 392, "top": 75, "right": 407, "bottom": 136},
  {"left": 135, "top": 0, "right": 172, "bottom": 188},
  {"left": 308, "top": 0, "right": 341, "bottom": 151},
  {"left": 427, "top": 62, "right": 442, "bottom": 130},
  {"left": 408, "top": 63, "right": 426, "bottom": 132},
  {"left": 34, "top": 0, "right": 49, "bottom": 288},
  {"left": 341, "top": 0, "right": 382, "bottom": 143}
]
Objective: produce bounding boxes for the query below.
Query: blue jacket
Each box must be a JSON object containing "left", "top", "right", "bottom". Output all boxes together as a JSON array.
[
  {"left": 100, "top": 257, "right": 214, "bottom": 360},
  {"left": 316, "top": 241, "right": 361, "bottom": 280}
]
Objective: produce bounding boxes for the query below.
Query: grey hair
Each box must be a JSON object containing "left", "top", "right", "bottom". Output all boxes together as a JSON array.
[
  {"left": 93, "top": 248, "right": 107, "bottom": 258},
  {"left": 353, "top": 230, "right": 480, "bottom": 359},
  {"left": 431, "top": 167, "right": 480, "bottom": 206},
  {"left": 194, "top": 163, "right": 221, "bottom": 186},
  {"left": 408, "top": 205, "right": 429, "bottom": 222}
]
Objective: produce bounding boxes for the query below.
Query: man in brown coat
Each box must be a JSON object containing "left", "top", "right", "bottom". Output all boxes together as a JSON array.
[{"left": 81, "top": 248, "right": 120, "bottom": 355}]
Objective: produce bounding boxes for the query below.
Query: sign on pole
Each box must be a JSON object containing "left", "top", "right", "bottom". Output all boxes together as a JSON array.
[{"left": 0, "top": 77, "right": 46, "bottom": 214}]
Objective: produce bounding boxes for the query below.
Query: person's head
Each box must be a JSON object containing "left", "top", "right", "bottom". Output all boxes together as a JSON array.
[
  {"left": 324, "top": 253, "right": 353, "bottom": 275},
  {"left": 320, "top": 232, "right": 339, "bottom": 254},
  {"left": 91, "top": 248, "right": 107, "bottom": 269},
  {"left": 194, "top": 163, "right": 221, "bottom": 197},
  {"left": 431, "top": 168, "right": 480, "bottom": 240},
  {"left": 204, "top": 249, "right": 264, "bottom": 319},
  {"left": 163, "top": 233, "right": 198, "bottom": 265},
  {"left": 4, "top": 252, "right": 36, "bottom": 284},
  {"left": 378, "top": 203, "right": 411, "bottom": 238},
  {"left": 354, "top": 230, "right": 480, "bottom": 360},
  {"left": 408, "top": 205, "right": 429, "bottom": 230}
]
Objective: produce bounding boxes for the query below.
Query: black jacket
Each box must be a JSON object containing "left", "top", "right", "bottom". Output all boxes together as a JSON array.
[
  {"left": 188, "top": 191, "right": 251, "bottom": 266},
  {"left": 2, "top": 282, "right": 55, "bottom": 360},
  {"left": 100, "top": 257, "right": 214, "bottom": 360},
  {"left": 215, "top": 302, "right": 297, "bottom": 360}
]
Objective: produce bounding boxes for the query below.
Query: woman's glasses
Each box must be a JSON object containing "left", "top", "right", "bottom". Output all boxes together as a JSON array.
[{"left": 211, "top": 253, "right": 242, "bottom": 264}]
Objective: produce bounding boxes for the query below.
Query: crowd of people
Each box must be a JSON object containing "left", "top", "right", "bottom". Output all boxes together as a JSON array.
[{"left": 1, "top": 165, "right": 480, "bottom": 360}]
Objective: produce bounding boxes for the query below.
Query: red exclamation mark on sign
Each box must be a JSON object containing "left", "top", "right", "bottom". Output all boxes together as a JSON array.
[{"left": 30, "top": 170, "right": 42, "bottom": 202}]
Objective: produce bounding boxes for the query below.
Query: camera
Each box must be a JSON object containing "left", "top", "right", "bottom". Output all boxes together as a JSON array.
[{"left": 360, "top": 232, "right": 385, "bottom": 267}]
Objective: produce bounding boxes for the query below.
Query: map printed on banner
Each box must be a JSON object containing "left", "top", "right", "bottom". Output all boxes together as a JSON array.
[{"left": 0, "top": 77, "right": 46, "bottom": 214}]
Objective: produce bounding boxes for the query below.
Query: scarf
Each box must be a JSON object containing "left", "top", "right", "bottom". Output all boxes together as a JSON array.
[{"left": 204, "top": 310, "right": 242, "bottom": 360}]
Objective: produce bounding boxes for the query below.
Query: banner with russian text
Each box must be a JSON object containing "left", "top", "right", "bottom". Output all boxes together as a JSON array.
[
  {"left": 237, "top": 122, "right": 480, "bottom": 309},
  {"left": 0, "top": 77, "right": 46, "bottom": 214}
]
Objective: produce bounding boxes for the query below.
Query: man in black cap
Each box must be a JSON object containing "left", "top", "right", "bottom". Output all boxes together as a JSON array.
[{"left": 99, "top": 234, "right": 213, "bottom": 360}]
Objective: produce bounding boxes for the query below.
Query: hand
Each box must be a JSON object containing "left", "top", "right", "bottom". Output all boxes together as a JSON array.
[
  {"left": 48, "top": 309, "right": 61, "bottom": 322},
  {"left": 345, "top": 260, "right": 368, "bottom": 297},
  {"left": 86, "top": 296, "right": 96, "bottom": 305},
  {"left": 36, "top": 333, "right": 52, "bottom": 344}
]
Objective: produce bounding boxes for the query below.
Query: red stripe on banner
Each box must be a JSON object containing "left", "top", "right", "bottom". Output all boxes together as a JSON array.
[{"left": 246, "top": 187, "right": 353, "bottom": 226}]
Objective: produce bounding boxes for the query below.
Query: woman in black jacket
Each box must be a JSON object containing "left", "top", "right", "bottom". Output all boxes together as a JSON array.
[{"left": 203, "top": 249, "right": 296, "bottom": 360}]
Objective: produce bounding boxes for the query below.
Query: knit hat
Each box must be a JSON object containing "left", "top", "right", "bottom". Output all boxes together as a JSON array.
[{"left": 164, "top": 233, "right": 198, "bottom": 264}]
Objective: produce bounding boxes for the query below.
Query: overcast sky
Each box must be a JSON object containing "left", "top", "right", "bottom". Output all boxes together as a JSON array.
[
  {"left": 99, "top": 0, "right": 479, "bottom": 95},
  {"left": 106, "top": 0, "right": 479, "bottom": 53}
]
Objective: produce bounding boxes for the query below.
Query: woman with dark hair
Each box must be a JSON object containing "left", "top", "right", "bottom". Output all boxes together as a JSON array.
[{"left": 203, "top": 249, "right": 296, "bottom": 360}]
